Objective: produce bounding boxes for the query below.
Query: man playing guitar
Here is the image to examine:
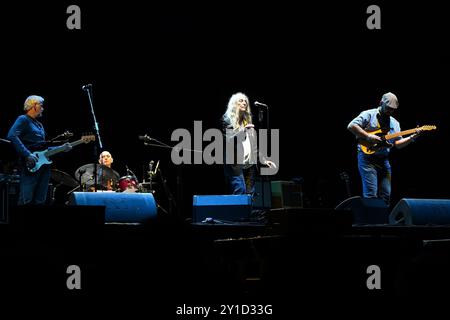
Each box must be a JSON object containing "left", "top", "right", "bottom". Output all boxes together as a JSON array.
[
  {"left": 347, "top": 92, "right": 430, "bottom": 206},
  {"left": 7, "top": 95, "right": 73, "bottom": 205}
]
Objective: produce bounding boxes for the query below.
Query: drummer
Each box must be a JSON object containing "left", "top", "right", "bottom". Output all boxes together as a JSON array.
[{"left": 96, "top": 150, "right": 120, "bottom": 191}]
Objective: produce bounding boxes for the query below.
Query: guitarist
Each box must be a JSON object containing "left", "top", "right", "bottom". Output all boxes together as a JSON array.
[
  {"left": 7, "top": 95, "right": 71, "bottom": 205},
  {"left": 347, "top": 92, "right": 421, "bottom": 205}
]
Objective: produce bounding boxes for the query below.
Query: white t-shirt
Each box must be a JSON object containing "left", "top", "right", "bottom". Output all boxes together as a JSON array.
[{"left": 242, "top": 131, "right": 252, "bottom": 169}]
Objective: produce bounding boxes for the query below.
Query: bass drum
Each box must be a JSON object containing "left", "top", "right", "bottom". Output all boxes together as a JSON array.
[{"left": 118, "top": 176, "right": 138, "bottom": 193}]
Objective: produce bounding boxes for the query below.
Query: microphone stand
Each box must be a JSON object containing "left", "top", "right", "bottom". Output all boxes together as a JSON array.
[
  {"left": 83, "top": 84, "right": 102, "bottom": 192},
  {"left": 140, "top": 135, "right": 178, "bottom": 216},
  {"left": 140, "top": 134, "right": 203, "bottom": 218},
  {"left": 257, "top": 104, "right": 269, "bottom": 131},
  {"left": 256, "top": 103, "right": 270, "bottom": 207},
  {"left": 48, "top": 131, "right": 73, "bottom": 143}
]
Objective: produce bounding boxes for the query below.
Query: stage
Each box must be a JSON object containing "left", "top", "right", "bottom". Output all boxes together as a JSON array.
[{"left": 2, "top": 203, "right": 450, "bottom": 312}]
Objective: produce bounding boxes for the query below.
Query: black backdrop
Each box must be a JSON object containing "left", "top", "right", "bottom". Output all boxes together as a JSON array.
[{"left": 1, "top": 1, "right": 449, "bottom": 216}]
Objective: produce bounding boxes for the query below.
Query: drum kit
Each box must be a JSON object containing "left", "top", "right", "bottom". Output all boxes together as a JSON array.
[
  {"left": 51, "top": 169, "right": 78, "bottom": 188},
  {"left": 50, "top": 162, "right": 157, "bottom": 196},
  {"left": 118, "top": 175, "right": 139, "bottom": 193},
  {"left": 74, "top": 163, "right": 119, "bottom": 191},
  {"left": 47, "top": 159, "right": 170, "bottom": 213}
]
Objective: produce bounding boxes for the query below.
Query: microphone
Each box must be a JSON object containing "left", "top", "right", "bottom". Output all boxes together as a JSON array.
[
  {"left": 62, "top": 131, "right": 74, "bottom": 138},
  {"left": 138, "top": 135, "right": 152, "bottom": 142},
  {"left": 254, "top": 101, "right": 268, "bottom": 108},
  {"left": 82, "top": 84, "right": 92, "bottom": 90}
]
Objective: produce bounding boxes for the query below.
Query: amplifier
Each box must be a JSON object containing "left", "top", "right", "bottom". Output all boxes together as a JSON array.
[
  {"left": 253, "top": 177, "right": 272, "bottom": 209},
  {"left": 271, "top": 181, "right": 303, "bottom": 209},
  {"left": 0, "top": 175, "right": 20, "bottom": 223}
]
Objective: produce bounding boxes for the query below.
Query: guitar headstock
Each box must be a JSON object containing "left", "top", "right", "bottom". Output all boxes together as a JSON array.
[
  {"left": 81, "top": 134, "right": 96, "bottom": 143},
  {"left": 418, "top": 125, "right": 437, "bottom": 132}
]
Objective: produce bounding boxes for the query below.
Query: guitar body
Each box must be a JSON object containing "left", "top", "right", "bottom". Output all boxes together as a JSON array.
[
  {"left": 358, "top": 128, "right": 392, "bottom": 155},
  {"left": 28, "top": 150, "right": 52, "bottom": 173}
]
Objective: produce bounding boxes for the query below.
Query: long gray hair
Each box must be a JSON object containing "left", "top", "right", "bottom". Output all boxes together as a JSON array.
[{"left": 222, "top": 92, "right": 253, "bottom": 130}]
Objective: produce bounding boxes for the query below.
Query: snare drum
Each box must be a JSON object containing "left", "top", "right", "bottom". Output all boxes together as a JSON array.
[{"left": 118, "top": 176, "right": 139, "bottom": 192}]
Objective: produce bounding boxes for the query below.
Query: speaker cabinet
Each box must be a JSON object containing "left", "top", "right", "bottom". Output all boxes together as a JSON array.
[
  {"left": 389, "top": 198, "right": 450, "bottom": 225},
  {"left": 69, "top": 192, "right": 157, "bottom": 223},
  {"left": 335, "top": 196, "right": 389, "bottom": 225},
  {"left": 1, "top": 181, "right": 8, "bottom": 223},
  {"left": 193, "top": 194, "right": 252, "bottom": 223},
  {"left": 271, "top": 181, "right": 303, "bottom": 209},
  {"left": 0, "top": 178, "right": 19, "bottom": 224},
  {"left": 253, "top": 177, "right": 272, "bottom": 209}
]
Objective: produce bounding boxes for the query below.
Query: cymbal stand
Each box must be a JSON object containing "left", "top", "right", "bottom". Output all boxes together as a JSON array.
[{"left": 48, "top": 183, "right": 62, "bottom": 205}]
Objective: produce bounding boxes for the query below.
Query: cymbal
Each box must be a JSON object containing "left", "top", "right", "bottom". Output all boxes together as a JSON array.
[
  {"left": 74, "top": 163, "right": 119, "bottom": 186},
  {"left": 51, "top": 169, "right": 78, "bottom": 188}
]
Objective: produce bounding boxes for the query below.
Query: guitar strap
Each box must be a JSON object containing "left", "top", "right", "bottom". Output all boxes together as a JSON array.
[{"left": 376, "top": 109, "right": 391, "bottom": 132}]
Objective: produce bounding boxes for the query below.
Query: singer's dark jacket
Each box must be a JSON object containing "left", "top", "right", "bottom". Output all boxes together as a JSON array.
[
  {"left": 7, "top": 115, "right": 47, "bottom": 161},
  {"left": 222, "top": 116, "right": 266, "bottom": 176}
]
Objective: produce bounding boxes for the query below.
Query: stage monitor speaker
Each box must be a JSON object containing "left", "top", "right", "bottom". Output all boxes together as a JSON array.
[
  {"left": 389, "top": 198, "right": 450, "bottom": 225},
  {"left": 193, "top": 194, "right": 252, "bottom": 223},
  {"left": 335, "top": 196, "right": 389, "bottom": 225},
  {"left": 69, "top": 192, "right": 157, "bottom": 223}
]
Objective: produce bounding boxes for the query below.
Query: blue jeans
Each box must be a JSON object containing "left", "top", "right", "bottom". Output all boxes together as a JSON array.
[
  {"left": 18, "top": 164, "right": 51, "bottom": 205},
  {"left": 224, "top": 165, "right": 255, "bottom": 195},
  {"left": 357, "top": 152, "right": 391, "bottom": 205}
]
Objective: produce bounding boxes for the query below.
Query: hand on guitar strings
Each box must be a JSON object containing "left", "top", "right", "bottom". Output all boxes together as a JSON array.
[
  {"left": 26, "top": 155, "right": 38, "bottom": 169},
  {"left": 366, "top": 134, "right": 382, "bottom": 143}
]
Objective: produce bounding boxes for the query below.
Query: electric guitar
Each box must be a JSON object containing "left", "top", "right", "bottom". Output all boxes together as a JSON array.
[
  {"left": 27, "top": 134, "right": 96, "bottom": 173},
  {"left": 358, "top": 125, "right": 436, "bottom": 155}
]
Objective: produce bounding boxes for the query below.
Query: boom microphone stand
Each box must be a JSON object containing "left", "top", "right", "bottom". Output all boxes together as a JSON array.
[
  {"left": 82, "top": 83, "right": 102, "bottom": 192},
  {"left": 254, "top": 101, "right": 271, "bottom": 209},
  {"left": 139, "top": 134, "right": 203, "bottom": 218}
]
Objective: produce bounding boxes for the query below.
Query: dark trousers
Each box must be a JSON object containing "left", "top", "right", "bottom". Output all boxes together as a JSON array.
[
  {"left": 357, "top": 152, "right": 391, "bottom": 205},
  {"left": 224, "top": 165, "right": 255, "bottom": 195},
  {"left": 18, "top": 164, "right": 51, "bottom": 205}
]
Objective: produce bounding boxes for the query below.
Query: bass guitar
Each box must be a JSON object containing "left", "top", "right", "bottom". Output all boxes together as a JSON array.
[{"left": 28, "top": 134, "right": 95, "bottom": 172}]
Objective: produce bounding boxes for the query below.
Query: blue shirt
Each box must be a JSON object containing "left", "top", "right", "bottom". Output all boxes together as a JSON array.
[
  {"left": 7, "top": 114, "right": 47, "bottom": 159},
  {"left": 349, "top": 107, "right": 401, "bottom": 156}
]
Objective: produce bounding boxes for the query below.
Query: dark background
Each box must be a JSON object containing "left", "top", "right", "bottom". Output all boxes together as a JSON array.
[{"left": 1, "top": 1, "right": 449, "bottom": 217}]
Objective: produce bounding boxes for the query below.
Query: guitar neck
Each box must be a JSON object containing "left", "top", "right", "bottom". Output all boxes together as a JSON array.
[
  {"left": 385, "top": 128, "right": 418, "bottom": 140},
  {"left": 45, "top": 139, "right": 84, "bottom": 157}
]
